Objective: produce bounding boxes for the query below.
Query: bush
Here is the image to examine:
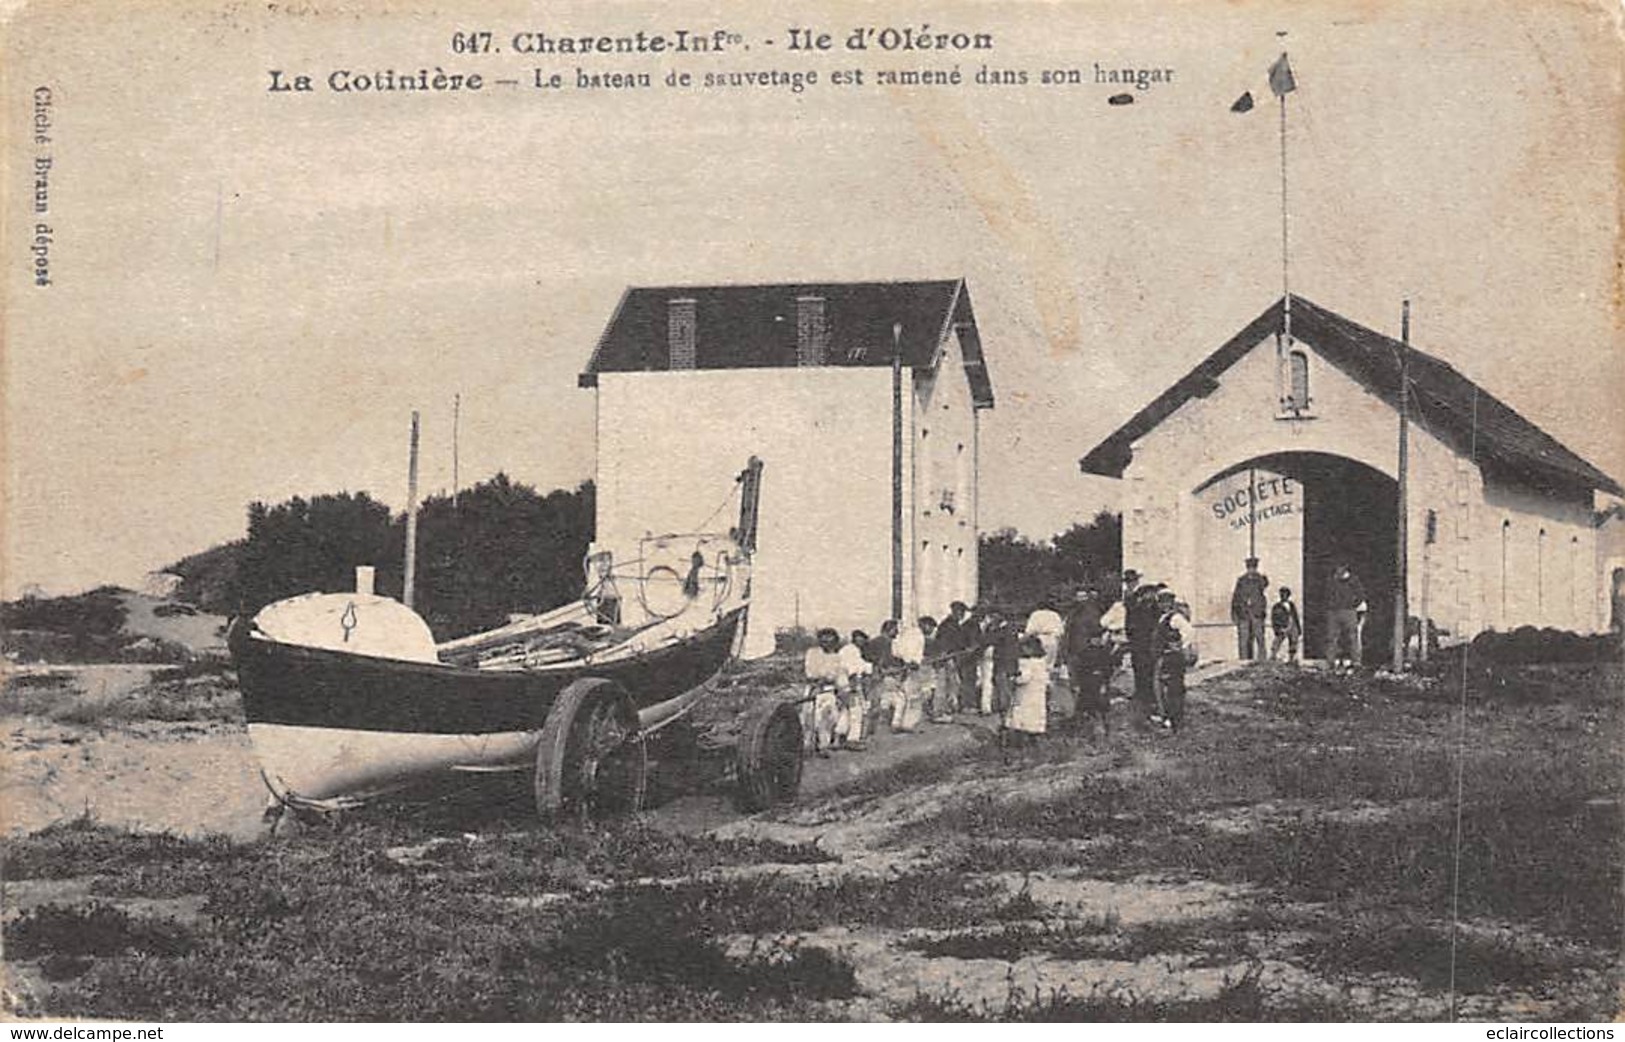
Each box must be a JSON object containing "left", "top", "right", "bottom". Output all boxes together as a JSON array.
[
  {"left": 1, "top": 588, "right": 127, "bottom": 638},
  {"left": 1459, "top": 628, "right": 1620, "bottom": 667}
]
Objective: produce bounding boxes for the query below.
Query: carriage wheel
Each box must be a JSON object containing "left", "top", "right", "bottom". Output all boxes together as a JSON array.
[
  {"left": 535, "top": 678, "right": 647, "bottom": 822},
  {"left": 734, "top": 699, "right": 803, "bottom": 813}
]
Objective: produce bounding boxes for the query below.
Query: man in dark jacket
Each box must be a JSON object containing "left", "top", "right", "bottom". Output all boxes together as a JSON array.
[
  {"left": 1062, "top": 588, "right": 1112, "bottom": 737},
  {"left": 1326, "top": 563, "right": 1367, "bottom": 671},
  {"left": 1125, "top": 581, "right": 1163, "bottom": 726},
  {"left": 931, "top": 601, "right": 973, "bottom": 720},
  {"left": 1230, "top": 557, "right": 1270, "bottom": 661}
]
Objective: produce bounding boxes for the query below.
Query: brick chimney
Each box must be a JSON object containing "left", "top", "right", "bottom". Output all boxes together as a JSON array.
[
  {"left": 795, "top": 295, "right": 828, "bottom": 367},
  {"left": 667, "top": 297, "right": 697, "bottom": 369}
]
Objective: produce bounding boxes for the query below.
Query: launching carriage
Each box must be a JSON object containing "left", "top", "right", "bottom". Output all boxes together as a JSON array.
[{"left": 228, "top": 458, "right": 803, "bottom": 821}]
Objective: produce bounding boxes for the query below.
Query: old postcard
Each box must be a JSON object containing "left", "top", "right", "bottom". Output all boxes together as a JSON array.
[{"left": 3, "top": 0, "right": 1621, "bottom": 1025}]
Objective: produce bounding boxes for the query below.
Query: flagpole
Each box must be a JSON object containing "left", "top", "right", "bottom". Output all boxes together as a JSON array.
[
  {"left": 1280, "top": 61, "right": 1291, "bottom": 343},
  {"left": 1393, "top": 300, "right": 1411, "bottom": 672}
]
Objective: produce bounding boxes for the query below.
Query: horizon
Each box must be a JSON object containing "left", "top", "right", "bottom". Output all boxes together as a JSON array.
[{"left": 6, "top": 0, "right": 1621, "bottom": 599}]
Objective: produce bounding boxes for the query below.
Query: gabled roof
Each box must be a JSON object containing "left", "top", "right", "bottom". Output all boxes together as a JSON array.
[
  {"left": 579, "top": 279, "right": 994, "bottom": 408},
  {"left": 1079, "top": 296, "right": 1622, "bottom": 497}
]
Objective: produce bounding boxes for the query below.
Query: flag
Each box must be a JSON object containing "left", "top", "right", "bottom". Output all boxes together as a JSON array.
[
  {"left": 1269, "top": 52, "right": 1297, "bottom": 96},
  {"left": 1230, "top": 91, "right": 1255, "bottom": 113}
]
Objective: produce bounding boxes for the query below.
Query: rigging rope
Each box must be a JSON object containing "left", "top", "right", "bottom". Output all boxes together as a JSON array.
[{"left": 690, "top": 477, "right": 744, "bottom": 537}]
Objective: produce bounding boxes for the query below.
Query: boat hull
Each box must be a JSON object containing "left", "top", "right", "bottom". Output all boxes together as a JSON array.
[
  {"left": 231, "top": 607, "right": 745, "bottom": 806},
  {"left": 248, "top": 722, "right": 542, "bottom": 805}
]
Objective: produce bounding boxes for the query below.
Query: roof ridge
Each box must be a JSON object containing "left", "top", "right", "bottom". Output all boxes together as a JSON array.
[{"left": 1080, "top": 294, "right": 1620, "bottom": 496}]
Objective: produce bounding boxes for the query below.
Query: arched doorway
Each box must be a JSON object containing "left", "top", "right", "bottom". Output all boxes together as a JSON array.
[{"left": 1193, "top": 452, "right": 1397, "bottom": 661}]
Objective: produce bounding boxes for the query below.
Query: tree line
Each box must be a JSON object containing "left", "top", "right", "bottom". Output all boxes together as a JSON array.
[
  {"left": 166, "top": 481, "right": 1117, "bottom": 640},
  {"left": 977, "top": 510, "right": 1124, "bottom": 611},
  {"left": 168, "top": 475, "right": 596, "bottom": 641}
]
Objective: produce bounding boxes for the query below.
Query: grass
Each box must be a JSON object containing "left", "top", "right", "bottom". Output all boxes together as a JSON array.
[
  {"left": 0, "top": 662, "right": 242, "bottom": 727},
  {"left": 898, "top": 911, "right": 1279, "bottom": 969},
  {"left": 0, "top": 672, "right": 78, "bottom": 715},
  {"left": 1304, "top": 916, "right": 1563, "bottom": 993},
  {"left": 4, "top": 903, "right": 196, "bottom": 960},
  {"left": 3, "top": 819, "right": 993, "bottom": 1020},
  {"left": 3, "top": 819, "right": 869, "bottom": 1021},
  {"left": 904, "top": 759, "right": 1619, "bottom": 952},
  {"left": 3, "top": 814, "right": 241, "bottom": 889},
  {"left": 3, "top": 660, "right": 1618, "bottom": 1021},
  {"left": 897, "top": 963, "right": 1351, "bottom": 1022}
]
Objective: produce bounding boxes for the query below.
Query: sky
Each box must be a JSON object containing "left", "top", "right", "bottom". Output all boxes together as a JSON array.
[{"left": 4, "top": 0, "right": 1622, "bottom": 597}]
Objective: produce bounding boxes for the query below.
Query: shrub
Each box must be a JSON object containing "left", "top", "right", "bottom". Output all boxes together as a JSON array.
[{"left": 4, "top": 903, "right": 195, "bottom": 959}]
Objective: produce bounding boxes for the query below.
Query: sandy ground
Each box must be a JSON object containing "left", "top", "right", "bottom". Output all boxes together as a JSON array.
[
  {"left": 114, "top": 591, "right": 228, "bottom": 655},
  {"left": 2, "top": 716, "right": 269, "bottom": 839},
  {"left": 0, "top": 666, "right": 995, "bottom": 840},
  {"left": 0, "top": 659, "right": 1244, "bottom": 840}
]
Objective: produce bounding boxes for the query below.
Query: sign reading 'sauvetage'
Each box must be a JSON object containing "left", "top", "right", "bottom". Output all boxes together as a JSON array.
[{"left": 1209, "top": 474, "right": 1300, "bottom": 530}]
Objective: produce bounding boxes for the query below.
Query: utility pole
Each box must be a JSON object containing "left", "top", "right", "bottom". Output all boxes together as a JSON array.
[
  {"left": 1248, "top": 466, "right": 1258, "bottom": 561},
  {"left": 405, "top": 410, "right": 420, "bottom": 610},
  {"left": 1392, "top": 301, "right": 1410, "bottom": 671},
  {"left": 1421, "top": 509, "right": 1435, "bottom": 664},
  {"left": 891, "top": 321, "right": 905, "bottom": 622},
  {"left": 452, "top": 392, "right": 461, "bottom": 508}
]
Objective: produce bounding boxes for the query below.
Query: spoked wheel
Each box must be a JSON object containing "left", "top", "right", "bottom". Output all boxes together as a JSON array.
[
  {"left": 734, "top": 699, "right": 804, "bottom": 813},
  {"left": 535, "top": 678, "right": 647, "bottom": 822}
]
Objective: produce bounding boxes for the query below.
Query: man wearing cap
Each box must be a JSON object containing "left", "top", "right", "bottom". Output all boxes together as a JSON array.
[
  {"left": 1063, "top": 587, "right": 1113, "bottom": 738},
  {"left": 1103, "top": 570, "right": 1159, "bottom": 726},
  {"left": 1152, "top": 588, "right": 1196, "bottom": 731},
  {"left": 931, "top": 601, "right": 973, "bottom": 722},
  {"left": 1230, "top": 557, "right": 1270, "bottom": 662}
]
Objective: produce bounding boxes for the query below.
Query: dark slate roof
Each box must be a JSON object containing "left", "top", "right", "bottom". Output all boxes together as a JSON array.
[
  {"left": 579, "top": 279, "right": 993, "bottom": 408},
  {"left": 1079, "top": 296, "right": 1622, "bottom": 497}
]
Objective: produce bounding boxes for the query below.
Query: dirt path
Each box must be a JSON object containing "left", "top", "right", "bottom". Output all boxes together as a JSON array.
[{"left": 0, "top": 661, "right": 1244, "bottom": 841}]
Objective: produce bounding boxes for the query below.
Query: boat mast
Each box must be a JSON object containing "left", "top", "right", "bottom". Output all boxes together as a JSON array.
[
  {"left": 735, "top": 456, "right": 764, "bottom": 554},
  {"left": 404, "top": 410, "right": 420, "bottom": 609}
]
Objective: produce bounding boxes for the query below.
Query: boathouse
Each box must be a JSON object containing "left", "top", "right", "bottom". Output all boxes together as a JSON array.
[
  {"left": 1080, "top": 296, "right": 1622, "bottom": 661},
  {"left": 580, "top": 279, "right": 994, "bottom": 651}
]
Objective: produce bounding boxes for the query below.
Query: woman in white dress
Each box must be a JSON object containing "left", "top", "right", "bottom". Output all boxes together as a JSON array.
[{"left": 1009, "top": 602, "right": 1065, "bottom": 735}]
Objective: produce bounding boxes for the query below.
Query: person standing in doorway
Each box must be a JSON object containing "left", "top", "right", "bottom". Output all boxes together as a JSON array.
[
  {"left": 1269, "top": 587, "right": 1302, "bottom": 664},
  {"left": 1230, "top": 557, "right": 1270, "bottom": 662},
  {"left": 1326, "top": 563, "right": 1367, "bottom": 672}
]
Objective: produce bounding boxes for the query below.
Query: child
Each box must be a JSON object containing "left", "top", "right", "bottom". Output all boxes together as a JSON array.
[{"left": 1270, "top": 586, "right": 1302, "bottom": 664}]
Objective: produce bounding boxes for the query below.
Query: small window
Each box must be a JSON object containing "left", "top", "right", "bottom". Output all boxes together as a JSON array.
[{"left": 1285, "top": 350, "right": 1311, "bottom": 411}]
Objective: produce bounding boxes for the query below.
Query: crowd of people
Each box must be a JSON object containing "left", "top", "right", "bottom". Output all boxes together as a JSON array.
[{"left": 798, "top": 570, "right": 1202, "bottom": 757}]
